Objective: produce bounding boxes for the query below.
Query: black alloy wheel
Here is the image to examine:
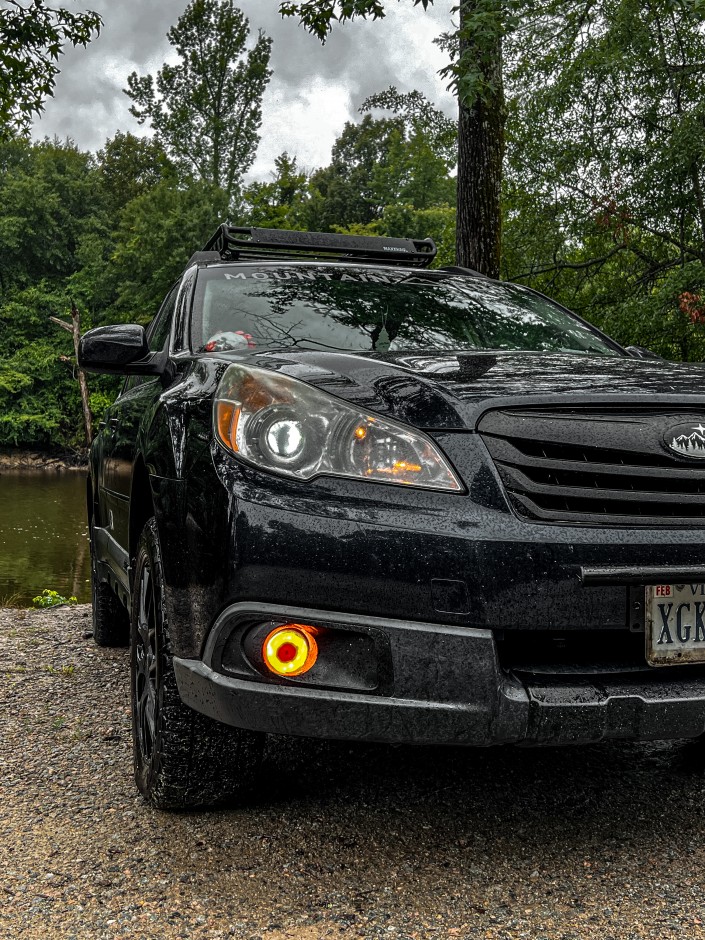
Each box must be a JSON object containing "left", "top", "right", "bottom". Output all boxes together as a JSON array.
[{"left": 133, "top": 561, "right": 158, "bottom": 771}]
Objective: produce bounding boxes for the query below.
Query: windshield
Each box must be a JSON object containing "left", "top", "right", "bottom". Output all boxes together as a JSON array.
[{"left": 192, "top": 265, "right": 621, "bottom": 357}]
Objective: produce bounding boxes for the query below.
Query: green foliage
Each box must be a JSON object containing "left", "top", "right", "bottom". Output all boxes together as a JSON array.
[
  {"left": 88, "top": 390, "right": 114, "bottom": 428},
  {"left": 306, "top": 115, "right": 407, "bottom": 230},
  {"left": 32, "top": 589, "right": 77, "bottom": 608},
  {"left": 0, "top": 1, "right": 101, "bottom": 136},
  {"left": 361, "top": 86, "right": 457, "bottom": 166},
  {"left": 278, "top": 0, "right": 432, "bottom": 41},
  {"left": 0, "top": 285, "right": 83, "bottom": 447},
  {"left": 242, "top": 152, "right": 309, "bottom": 229},
  {"left": 337, "top": 204, "right": 456, "bottom": 267},
  {"left": 503, "top": 0, "right": 705, "bottom": 361},
  {"left": 0, "top": 138, "right": 104, "bottom": 290},
  {"left": 126, "top": 0, "right": 272, "bottom": 199},
  {"left": 109, "top": 178, "right": 229, "bottom": 319},
  {"left": 97, "top": 132, "right": 175, "bottom": 214},
  {"left": 0, "top": 137, "right": 116, "bottom": 449},
  {"left": 304, "top": 93, "right": 455, "bottom": 233}
]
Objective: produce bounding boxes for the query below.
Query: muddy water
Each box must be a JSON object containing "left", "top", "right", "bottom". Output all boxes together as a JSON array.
[{"left": 0, "top": 471, "right": 90, "bottom": 605}]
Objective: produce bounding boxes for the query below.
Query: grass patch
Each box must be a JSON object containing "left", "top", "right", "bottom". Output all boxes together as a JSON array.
[{"left": 45, "top": 663, "right": 77, "bottom": 677}]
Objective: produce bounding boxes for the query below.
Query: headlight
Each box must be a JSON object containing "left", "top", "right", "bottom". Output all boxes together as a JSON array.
[{"left": 213, "top": 364, "right": 463, "bottom": 492}]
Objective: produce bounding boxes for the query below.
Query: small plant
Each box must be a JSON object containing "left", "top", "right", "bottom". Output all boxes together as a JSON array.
[{"left": 32, "top": 589, "right": 78, "bottom": 609}]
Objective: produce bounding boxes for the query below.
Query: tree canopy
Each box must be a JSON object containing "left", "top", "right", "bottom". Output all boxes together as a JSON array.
[
  {"left": 126, "top": 0, "right": 272, "bottom": 200},
  {"left": 503, "top": 0, "right": 705, "bottom": 360},
  {"left": 0, "top": 1, "right": 101, "bottom": 137},
  {"left": 280, "top": 0, "right": 506, "bottom": 276},
  {"left": 3, "top": 0, "right": 705, "bottom": 451},
  {"left": 278, "top": 0, "right": 433, "bottom": 40}
]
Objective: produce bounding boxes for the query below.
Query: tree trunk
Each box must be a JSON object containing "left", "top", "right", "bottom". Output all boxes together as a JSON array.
[
  {"left": 70, "top": 303, "right": 93, "bottom": 446},
  {"left": 456, "top": 0, "right": 505, "bottom": 278},
  {"left": 52, "top": 307, "right": 93, "bottom": 446}
]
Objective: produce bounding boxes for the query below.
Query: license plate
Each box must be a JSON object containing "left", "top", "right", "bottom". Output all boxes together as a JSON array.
[{"left": 646, "top": 583, "right": 705, "bottom": 666}]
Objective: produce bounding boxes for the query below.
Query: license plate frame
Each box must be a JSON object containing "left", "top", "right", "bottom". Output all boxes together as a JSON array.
[{"left": 645, "top": 583, "right": 705, "bottom": 666}]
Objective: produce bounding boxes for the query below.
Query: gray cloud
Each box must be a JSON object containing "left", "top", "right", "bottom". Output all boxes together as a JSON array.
[{"left": 34, "top": 0, "right": 457, "bottom": 178}]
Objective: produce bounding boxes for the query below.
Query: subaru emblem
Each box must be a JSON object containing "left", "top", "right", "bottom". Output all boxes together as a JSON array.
[{"left": 664, "top": 422, "right": 705, "bottom": 458}]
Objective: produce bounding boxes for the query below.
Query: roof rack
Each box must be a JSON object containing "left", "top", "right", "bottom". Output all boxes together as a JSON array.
[{"left": 199, "top": 224, "right": 437, "bottom": 269}]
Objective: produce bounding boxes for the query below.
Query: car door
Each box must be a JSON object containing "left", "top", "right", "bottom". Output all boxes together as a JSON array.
[{"left": 99, "top": 284, "right": 180, "bottom": 559}]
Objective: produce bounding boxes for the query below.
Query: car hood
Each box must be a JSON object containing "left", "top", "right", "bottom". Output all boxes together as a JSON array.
[{"left": 220, "top": 349, "right": 705, "bottom": 431}]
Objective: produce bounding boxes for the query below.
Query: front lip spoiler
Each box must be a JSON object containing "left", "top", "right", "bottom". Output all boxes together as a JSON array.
[
  {"left": 174, "top": 656, "right": 705, "bottom": 747},
  {"left": 173, "top": 658, "right": 503, "bottom": 745}
]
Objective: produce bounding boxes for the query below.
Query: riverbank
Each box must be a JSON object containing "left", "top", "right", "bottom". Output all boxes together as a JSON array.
[{"left": 0, "top": 450, "right": 87, "bottom": 472}]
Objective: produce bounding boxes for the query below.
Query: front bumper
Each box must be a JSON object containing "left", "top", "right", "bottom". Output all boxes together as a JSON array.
[{"left": 173, "top": 603, "right": 705, "bottom": 746}]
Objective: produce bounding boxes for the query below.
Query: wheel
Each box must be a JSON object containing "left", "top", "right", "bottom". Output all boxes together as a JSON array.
[
  {"left": 131, "top": 517, "right": 264, "bottom": 809},
  {"left": 90, "top": 524, "right": 129, "bottom": 647}
]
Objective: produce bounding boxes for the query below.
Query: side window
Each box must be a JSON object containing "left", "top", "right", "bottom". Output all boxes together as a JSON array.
[
  {"left": 147, "top": 284, "right": 180, "bottom": 352},
  {"left": 121, "top": 284, "right": 179, "bottom": 394},
  {"left": 173, "top": 269, "right": 196, "bottom": 352}
]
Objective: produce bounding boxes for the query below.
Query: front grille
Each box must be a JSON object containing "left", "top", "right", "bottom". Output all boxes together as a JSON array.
[{"left": 479, "top": 408, "right": 705, "bottom": 526}]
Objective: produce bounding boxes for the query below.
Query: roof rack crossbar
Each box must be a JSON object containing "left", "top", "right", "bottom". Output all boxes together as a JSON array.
[{"left": 202, "top": 225, "right": 437, "bottom": 268}]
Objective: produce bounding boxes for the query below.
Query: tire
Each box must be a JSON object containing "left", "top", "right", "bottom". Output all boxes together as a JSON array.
[
  {"left": 131, "top": 518, "right": 264, "bottom": 810},
  {"left": 90, "top": 524, "right": 129, "bottom": 648}
]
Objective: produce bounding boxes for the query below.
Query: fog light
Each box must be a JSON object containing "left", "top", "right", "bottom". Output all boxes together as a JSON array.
[{"left": 263, "top": 624, "right": 318, "bottom": 677}]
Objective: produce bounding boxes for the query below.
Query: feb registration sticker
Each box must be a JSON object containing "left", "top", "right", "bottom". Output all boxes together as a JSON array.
[{"left": 646, "top": 583, "right": 705, "bottom": 666}]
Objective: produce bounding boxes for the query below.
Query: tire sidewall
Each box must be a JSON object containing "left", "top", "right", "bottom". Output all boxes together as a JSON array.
[
  {"left": 89, "top": 523, "right": 99, "bottom": 627},
  {"left": 130, "top": 519, "right": 169, "bottom": 798}
]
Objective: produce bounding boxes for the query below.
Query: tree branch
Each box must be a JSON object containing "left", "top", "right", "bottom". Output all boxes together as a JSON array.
[
  {"left": 510, "top": 244, "right": 628, "bottom": 280},
  {"left": 49, "top": 316, "right": 73, "bottom": 333}
]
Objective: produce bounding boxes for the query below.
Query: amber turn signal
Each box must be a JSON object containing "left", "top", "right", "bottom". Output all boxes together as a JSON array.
[
  {"left": 263, "top": 624, "right": 318, "bottom": 677},
  {"left": 215, "top": 400, "right": 241, "bottom": 452}
]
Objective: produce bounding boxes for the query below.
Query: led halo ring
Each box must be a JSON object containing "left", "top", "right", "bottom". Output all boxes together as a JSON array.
[{"left": 263, "top": 624, "right": 319, "bottom": 677}]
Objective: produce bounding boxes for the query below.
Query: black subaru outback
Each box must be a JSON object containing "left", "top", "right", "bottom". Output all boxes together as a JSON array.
[{"left": 80, "top": 225, "right": 705, "bottom": 809}]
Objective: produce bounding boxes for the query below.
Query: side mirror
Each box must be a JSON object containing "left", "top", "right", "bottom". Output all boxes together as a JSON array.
[
  {"left": 625, "top": 344, "right": 665, "bottom": 361},
  {"left": 78, "top": 324, "right": 165, "bottom": 376}
]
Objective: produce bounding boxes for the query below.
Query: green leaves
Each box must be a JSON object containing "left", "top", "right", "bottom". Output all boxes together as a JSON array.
[
  {"left": 279, "top": 1, "right": 387, "bottom": 40},
  {"left": 242, "top": 153, "right": 309, "bottom": 229},
  {"left": 279, "top": 1, "right": 433, "bottom": 41},
  {"left": 125, "top": 0, "right": 272, "bottom": 200},
  {"left": 108, "top": 178, "right": 230, "bottom": 319},
  {"left": 504, "top": 0, "right": 705, "bottom": 359},
  {"left": 361, "top": 86, "right": 458, "bottom": 166},
  {"left": 32, "top": 589, "right": 77, "bottom": 608},
  {"left": 0, "top": 1, "right": 101, "bottom": 136}
]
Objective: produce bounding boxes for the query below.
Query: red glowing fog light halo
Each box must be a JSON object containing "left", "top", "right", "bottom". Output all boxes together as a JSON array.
[{"left": 262, "top": 624, "right": 318, "bottom": 676}]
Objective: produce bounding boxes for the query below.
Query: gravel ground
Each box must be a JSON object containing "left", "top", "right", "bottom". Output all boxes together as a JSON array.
[{"left": 3, "top": 605, "right": 705, "bottom": 940}]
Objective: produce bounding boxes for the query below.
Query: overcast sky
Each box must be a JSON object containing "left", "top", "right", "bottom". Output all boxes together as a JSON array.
[{"left": 32, "top": 1, "right": 457, "bottom": 181}]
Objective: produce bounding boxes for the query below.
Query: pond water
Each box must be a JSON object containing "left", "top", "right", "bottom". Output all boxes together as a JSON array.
[{"left": 0, "top": 471, "right": 91, "bottom": 606}]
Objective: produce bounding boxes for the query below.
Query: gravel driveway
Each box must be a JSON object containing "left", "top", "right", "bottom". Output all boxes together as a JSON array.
[{"left": 3, "top": 604, "right": 705, "bottom": 940}]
